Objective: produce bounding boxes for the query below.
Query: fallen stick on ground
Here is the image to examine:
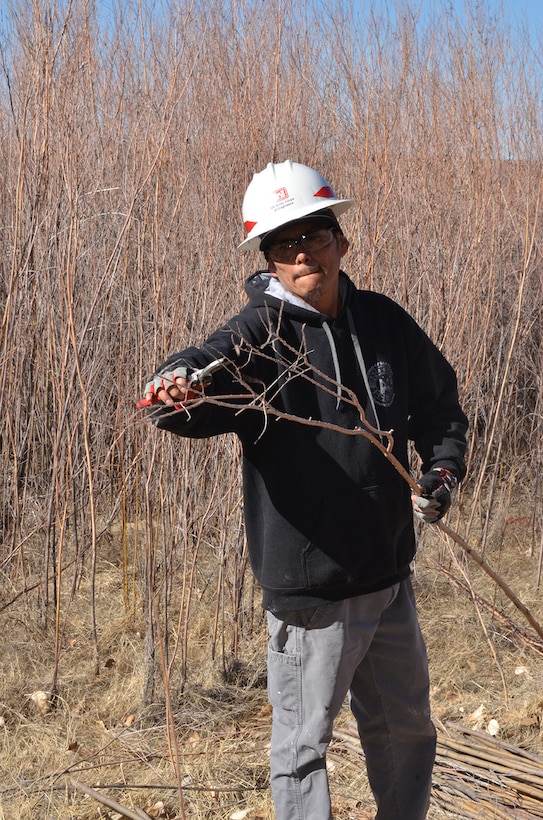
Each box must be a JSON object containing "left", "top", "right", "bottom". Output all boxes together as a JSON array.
[
  {"left": 69, "top": 777, "right": 153, "bottom": 820},
  {"left": 332, "top": 721, "right": 543, "bottom": 819}
]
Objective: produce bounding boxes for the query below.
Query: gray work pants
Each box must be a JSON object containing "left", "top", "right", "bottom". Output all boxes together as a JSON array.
[{"left": 266, "top": 577, "right": 436, "bottom": 819}]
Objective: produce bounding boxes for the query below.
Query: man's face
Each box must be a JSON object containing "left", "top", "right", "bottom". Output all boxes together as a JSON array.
[{"left": 266, "top": 220, "right": 350, "bottom": 316}]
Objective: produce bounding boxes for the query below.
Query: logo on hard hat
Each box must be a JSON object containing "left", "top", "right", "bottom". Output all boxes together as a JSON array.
[{"left": 274, "top": 187, "right": 289, "bottom": 201}]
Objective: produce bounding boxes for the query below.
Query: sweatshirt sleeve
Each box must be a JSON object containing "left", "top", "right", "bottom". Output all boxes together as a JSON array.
[
  {"left": 142, "top": 309, "right": 271, "bottom": 439},
  {"left": 404, "top": 314, "right": 468, "bottom": 481}
]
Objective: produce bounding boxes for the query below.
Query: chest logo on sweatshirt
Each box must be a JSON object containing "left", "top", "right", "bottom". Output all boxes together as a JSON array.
[{"left": 368, "top": 362, "right": 395, "bottom": 407}]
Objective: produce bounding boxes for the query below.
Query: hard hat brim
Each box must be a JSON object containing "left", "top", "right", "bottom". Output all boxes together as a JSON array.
[{"left": 238, "top": 199, "right": 354, "bottom": 252}]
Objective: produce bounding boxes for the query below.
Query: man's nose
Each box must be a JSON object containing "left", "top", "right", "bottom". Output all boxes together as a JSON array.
[{"left": 295, "top": 246, "right": 313, "bottom": 261}]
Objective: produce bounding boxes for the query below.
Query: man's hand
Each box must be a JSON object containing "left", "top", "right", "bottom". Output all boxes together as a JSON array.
[
  {"left": 411, "top": 467, "right": 458, "bottom": 524},
  {"left": 137, "top": 367, "right": 201, "bottom": 409},
  {"left": 137, "top": 358, "right": 226, "bottom": 410}
]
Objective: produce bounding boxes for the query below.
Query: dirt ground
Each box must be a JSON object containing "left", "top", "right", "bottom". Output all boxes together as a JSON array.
[{"left": 2, "top": 516, "right": 543, "bottom": 819}]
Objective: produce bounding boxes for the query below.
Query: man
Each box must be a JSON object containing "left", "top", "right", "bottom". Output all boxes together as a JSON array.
[{"left": 139, "top": 160, "right": 468, "bottom": 819}]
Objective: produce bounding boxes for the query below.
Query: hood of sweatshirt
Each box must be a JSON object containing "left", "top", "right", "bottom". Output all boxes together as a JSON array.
[{"left": 244, "top": 269, "right": 384, "bottom": 429}]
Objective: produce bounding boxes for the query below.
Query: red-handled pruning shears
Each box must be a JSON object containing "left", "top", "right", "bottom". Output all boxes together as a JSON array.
[{"left": 136, "top": 357, "right": 226, "bottom": 409}]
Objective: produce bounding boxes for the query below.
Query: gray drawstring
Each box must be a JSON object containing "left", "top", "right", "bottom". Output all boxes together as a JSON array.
[
  {"left": 346, "top": 307, "right": 383, "bottom": 435},
  {"left": 322, "top": 321, "right": 343, "bottom": 408}
]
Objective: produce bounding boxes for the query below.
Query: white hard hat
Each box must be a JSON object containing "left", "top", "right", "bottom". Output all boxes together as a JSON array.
[{"left": 238, "top": 160, "right": 354, "bottom": 251}]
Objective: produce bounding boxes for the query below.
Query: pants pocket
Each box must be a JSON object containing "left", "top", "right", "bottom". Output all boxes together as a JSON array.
[{"left": 267, "top": 646, "right": 302, "bottom": 726}]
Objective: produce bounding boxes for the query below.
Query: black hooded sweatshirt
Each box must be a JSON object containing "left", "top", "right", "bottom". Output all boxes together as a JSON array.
[{"left": 147, "top": 270, "right": 468, "bottom": 612}]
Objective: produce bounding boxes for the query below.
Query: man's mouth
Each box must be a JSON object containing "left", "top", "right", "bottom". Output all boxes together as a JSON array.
[{"left": 294, "top": 267, "right": 321, "bottom": 279}]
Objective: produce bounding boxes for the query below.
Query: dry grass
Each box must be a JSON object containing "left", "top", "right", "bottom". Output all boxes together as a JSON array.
[{"left": 3, "top": 519, "right": 543, "bottom": 819}]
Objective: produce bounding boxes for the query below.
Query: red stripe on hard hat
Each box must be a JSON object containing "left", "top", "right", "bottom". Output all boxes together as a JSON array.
[
  {"left": 314, "top": 185, "right": 335, "bottom": 199},
  {"left": 244, "top": 220, "right": 258, "bottom": 232}
]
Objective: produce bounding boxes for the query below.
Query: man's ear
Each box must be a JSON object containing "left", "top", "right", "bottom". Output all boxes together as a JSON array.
[
  {"left": 267, "top": 259, "right": 278, "bottom": 276},
  {"left": 338, "top": 233, "right": 350, "bottom": 258}
]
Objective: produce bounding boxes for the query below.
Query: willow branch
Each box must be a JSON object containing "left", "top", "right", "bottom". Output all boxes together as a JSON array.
[{"left": 141, "top": 335, "right": 543, "bottom": 642}]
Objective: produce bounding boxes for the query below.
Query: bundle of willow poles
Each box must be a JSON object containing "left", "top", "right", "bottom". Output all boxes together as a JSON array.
[{"left": 332, "top": 722, "right": 543, "bottom": 819}]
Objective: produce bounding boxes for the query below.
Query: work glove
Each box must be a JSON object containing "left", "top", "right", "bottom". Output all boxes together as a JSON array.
[
  {"left": 137, "top": 358, "right": 226, "bottom": 409},
  {"left": 137, "top": 366, "right": 193, "bottom": 408},
  {"left": 412, "top": 467, "right": 459, "bottom": 523},
  {"left": 142, "top": 367, "right": 190, "bottom": 399}
]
